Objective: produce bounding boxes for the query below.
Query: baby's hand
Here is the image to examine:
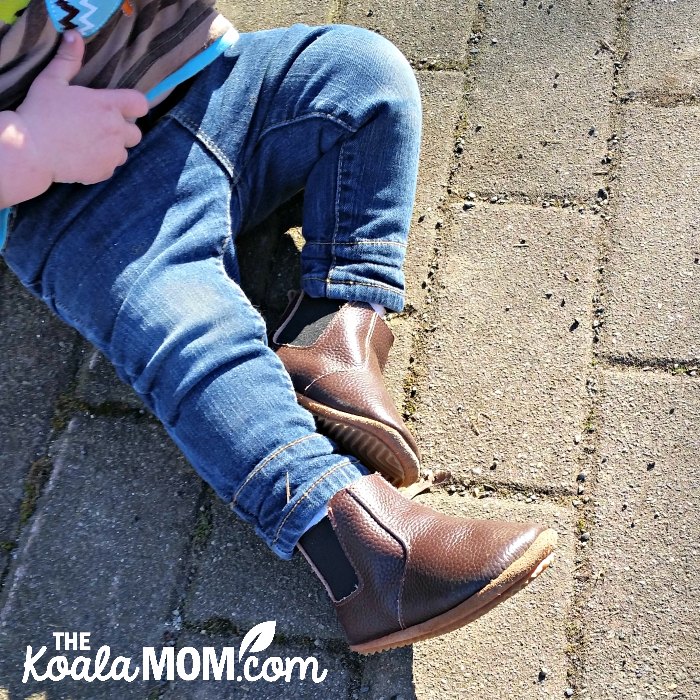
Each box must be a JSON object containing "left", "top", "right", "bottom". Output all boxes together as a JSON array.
[{"left": 16, "top": 30, "right": 148, "bottom": 186}]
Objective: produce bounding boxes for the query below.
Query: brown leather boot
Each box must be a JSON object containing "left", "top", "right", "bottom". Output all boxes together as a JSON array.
[
  {"left": 300, "top": 474, "right": 557, "bottom": 653},
  {"left": 271, "top": 292, "right": 421, "bottom": 487}
]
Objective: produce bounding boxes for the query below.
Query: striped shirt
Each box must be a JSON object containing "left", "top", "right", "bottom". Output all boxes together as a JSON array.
[{"left": 0, "top": 0, "right": 237, "bottom": 111}]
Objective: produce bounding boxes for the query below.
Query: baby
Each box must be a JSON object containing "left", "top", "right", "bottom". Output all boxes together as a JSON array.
[{"left": 0, "top": 0, "right": 556, "bottom": 654}]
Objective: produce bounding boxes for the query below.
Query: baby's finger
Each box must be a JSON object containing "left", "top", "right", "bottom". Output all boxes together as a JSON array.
[
  {"left": 103, "top": 88, "right": 149, "bottom": 119},
  {"left": 124, "top": 122, "right": 143, "bottom": 149}
]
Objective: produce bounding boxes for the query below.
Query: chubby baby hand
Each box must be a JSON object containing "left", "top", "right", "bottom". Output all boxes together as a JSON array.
[{"left": 16, "top": 30, "right": 148, "bottom": 186}]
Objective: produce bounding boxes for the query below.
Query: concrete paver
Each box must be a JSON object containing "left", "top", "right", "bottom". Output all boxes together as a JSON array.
[
  {"left": 0, "top": 273, "right": 77, "bottom": 575},
  {"left": 627, "top": 0, "right": 700, "bottom": 101},
  {"left": 75, "top": 344, "right": 144, "bottom": 409},
  {"left": 186, "top": 498, "right": 344, "bottom": 641},
  {"left": 452, "top": 0, "right": 615, "bottom": 198},
  {"left": 346, "top": 0, "right": 476, "bottom": 62},
  {"left": 217, "top": 0, "right": 330, "bottom": 33},
  {"left": 417, "top": 204, "right": 598, "bottom": 491},
  {"left": 583, "top": 372, "right": 700, "bottom": 698},
  {"left": 1, "top": 0, "right": 699, "bottom": 697},
  {"left": 0, "top": 416, "right": 200, "bottom": 699},
  {"left": 404, "top": 71, "right": 465, "bottom": 304},
  {"left": 362, "top": 493, "right": 574, "bottom": 700},
  {"left": 602, "top": 105, "right": 700, "bottom": 362}
]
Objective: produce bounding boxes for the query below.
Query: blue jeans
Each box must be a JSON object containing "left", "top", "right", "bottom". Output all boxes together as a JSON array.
[{"left": 1, "top": 24, "right": 422, "bottom": 559}]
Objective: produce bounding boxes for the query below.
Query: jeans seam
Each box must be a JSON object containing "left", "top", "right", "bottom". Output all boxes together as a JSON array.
[
  {"left": 328, "top": 139, "right": 347, "bottom": 294},
  {"left": 271, "top": 457, "right": 355, "bottom": 547},
  {"left": 305, "top": 276, "right": 405, "bottom": 296},
  {"left": 172, "top": 113, "right": 239, "bottom": 183},
  {"left": 230, "top": 433, "right": 322, "bottom": 507},
  {"left": 257, "top": 111, "right": 358, "bottom": 142},
  {"left": 305, "top": 240, "right": 407, "bottom": 247}
]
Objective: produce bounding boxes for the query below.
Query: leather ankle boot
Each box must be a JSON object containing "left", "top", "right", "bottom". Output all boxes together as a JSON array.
[
  {"left": 301, "top": 474, "right": 557, "bottom": 653},
  {"left": 272, "top": 292, "right": 421, "bottom": 487}
]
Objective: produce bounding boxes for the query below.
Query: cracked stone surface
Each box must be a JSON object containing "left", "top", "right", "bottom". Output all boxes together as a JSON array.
[
  {"left": 404, "top": 71, "right": 465, "bottom": 305},
  {"left": 217, "top": 0, "right": 329, "bottom": 32},
  {"left": 186, "top": 496, "right": 344, "bottom": 641},
  {"left": 0, "top": 0, "right": 698, "bottom": 697},
  {"left": 0, "top": 416, "right": 200, "bottom": 699},
  {"left": 346, "top": 0, "right": 476, "bottom": 61},
  {"left": 0, "top": 271, "right": 77, "bottom": 576},
  {"left": 75, "top": 344, "right": 144, "bottom": 409}
]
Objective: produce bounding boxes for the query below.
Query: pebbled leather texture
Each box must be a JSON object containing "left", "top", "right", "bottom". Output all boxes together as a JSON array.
[
  {"left": 327, "top": 474, "right": 546, "bottom": 646},
  {"left": 272, "top": 293, "right": 420, "bottom": 458}
]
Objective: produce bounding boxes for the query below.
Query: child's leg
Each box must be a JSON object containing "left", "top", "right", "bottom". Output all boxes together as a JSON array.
[
  {"left": 2, "top": 120, "right": 367, "bottom": 561},
  {"left": 2, "top": 24, "right": 421, "bottom": 556},
  {"left": 1, "top": 24, "right": 558, "bottom": 651},
  {"left": 241, "top": 27, "right": 421, "bottom": 312},
  {"left": 178, "top": 24, "right": 423, "bottom": 483},
  {"left": 168, "top": 23, "right": 421, "bottom": 311}
]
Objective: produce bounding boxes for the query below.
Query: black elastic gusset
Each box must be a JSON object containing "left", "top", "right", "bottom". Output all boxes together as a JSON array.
[
  {"left": 277, "top": 296, "right": 344, "bottom": 346},
  {"left": 299, "top": 517, "right": 358, "bottom": 600}
]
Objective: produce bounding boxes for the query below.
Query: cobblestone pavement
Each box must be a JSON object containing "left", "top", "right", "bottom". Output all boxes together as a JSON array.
[{"left": 1, "top": 1, "right": 698, "bottom": 698}]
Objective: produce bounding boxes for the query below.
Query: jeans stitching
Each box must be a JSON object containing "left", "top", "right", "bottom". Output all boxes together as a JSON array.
[
  {"left": 304, "top": 240, "right": 407, "bottom": 247},
  {"left": 173, "top": 113, "right": 238, "bottom": 182},
  {"left": 328, "top": 139, "right": 347, "bottom": 294},
  {"left": 230, "top": 433, "right": 322, "bottom": 506},
  {"left": 304, "top": 276, "right": 405, "bottom": 296},
  {"left": 271, "top": 458, "right": 356, "bottom": 546},
  {"left": 257, "top": 111, "right": 358, "bottom": 142}
]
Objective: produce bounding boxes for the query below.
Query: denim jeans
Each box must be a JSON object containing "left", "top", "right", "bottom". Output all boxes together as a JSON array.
[{"left": 1, "top": 24, "right": 422, "bottom": 559}]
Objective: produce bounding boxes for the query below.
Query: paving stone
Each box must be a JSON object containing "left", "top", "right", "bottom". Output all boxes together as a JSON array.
[
  {"left": 583, "top": 372, "right": 700, "bottom": 698},
  {"left": 417, "top": 204, "right": 597, "bottom": 491},
  {"left": 0, "top": 416, "right": 200, "bottom": 699},
  {"left": 164, "top": 631, "right": 355, "bottom": 699},
  {"left": 75, "top": 344, "right": 144, "bottom": 409},
  {"left": 360, "top": 646, "right": 416, "bottom": 699},
  {"left": 360, "top": 492, "right": 574, "bottom": 700},
  {"left": 217, "top": 0, "right": 330, "bottom": 33},
  {"left": 602, "top": 106, "right": 700, "bottom": 362},
  {"left": 627, "top": 0, "right": 700, "bottom": 101},
  {"left": 405, "top": 71, "right": 464, "bottom": 305},
  {"left": 346, "top": 0, "right": 476, "bottom": 61},
  {"left": 186, "top": 498, "right": 345, "bottom": 640},
  {"left": 452, "top": 0, "right": 614, "bottom": 198},
  {"left": 0, "top": 272, "right": 78, "bottom": 575}
]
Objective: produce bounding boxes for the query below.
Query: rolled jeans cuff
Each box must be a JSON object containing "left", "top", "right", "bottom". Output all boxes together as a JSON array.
[
  {"left": 302, "top": 274, "right": 405, "bottom": 314},
  {"left": 230, "top": 452, "right": 368, "bottom": 560}
]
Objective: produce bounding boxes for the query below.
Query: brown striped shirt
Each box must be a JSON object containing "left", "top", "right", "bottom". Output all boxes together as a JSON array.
[{"left": 0, "top": 0, "right": 236, "bottom": 111}]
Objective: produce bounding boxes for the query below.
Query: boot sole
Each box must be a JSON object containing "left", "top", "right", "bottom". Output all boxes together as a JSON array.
[
  {"left": 296, "top": 393, "right": 420, "bottom": 487},
  {"left": 350, "top": 528, "right": 558, "bottom": 654}
]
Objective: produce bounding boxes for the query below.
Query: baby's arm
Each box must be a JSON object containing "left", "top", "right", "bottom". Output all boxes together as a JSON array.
[{"left": 0, "top": 31, "right": 148, "bottom": 209}]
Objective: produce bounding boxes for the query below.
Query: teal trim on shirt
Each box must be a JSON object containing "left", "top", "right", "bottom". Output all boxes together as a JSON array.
[
  {"left": 145, "top": 27, "right": 239, "bottom": 103},
  {"left": 0, "top": 207, "right": 10, "bottom": 252}
]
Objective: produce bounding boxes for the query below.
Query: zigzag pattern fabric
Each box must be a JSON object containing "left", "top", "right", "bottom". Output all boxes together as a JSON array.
[
  {"left": 0, "top": 0, "right": 234, "bottom": 110},
  {"left": 47, "top": 0, "right": 123, "bottom": 36}
]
